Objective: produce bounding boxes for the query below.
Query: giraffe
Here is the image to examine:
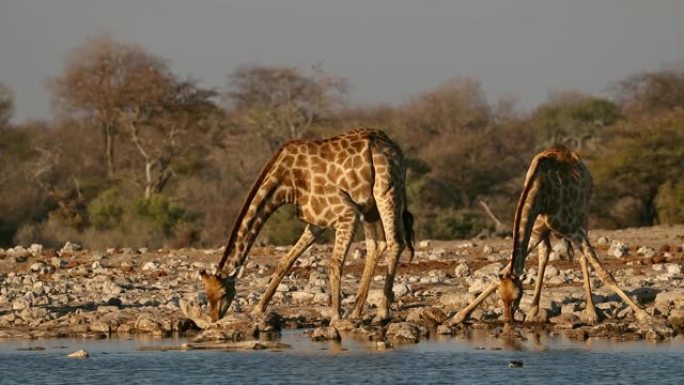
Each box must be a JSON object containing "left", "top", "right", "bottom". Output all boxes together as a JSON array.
[
  {"left": 451, "top": 144, "right": 649, "bottom": 326},
  {"left": 200, "top": 129, "right": 415, "bottom": 323}
]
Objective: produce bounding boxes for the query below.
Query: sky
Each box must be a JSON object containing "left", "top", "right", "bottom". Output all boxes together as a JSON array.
[{"left": 1, "top": 0, "right": 683, "bottom": 123}]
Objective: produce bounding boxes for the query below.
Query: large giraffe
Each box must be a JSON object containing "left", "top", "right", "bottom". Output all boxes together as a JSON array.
[
  {"left": 200, "top": 129, "right": 414, "bottom": 323},
  {"left": 451, "top": 144, "right": 649, "bottom": 325}
]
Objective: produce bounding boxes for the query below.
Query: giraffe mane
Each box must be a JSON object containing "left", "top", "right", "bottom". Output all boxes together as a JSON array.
[{"left": 217, "top": 145, "right": 287, "bottom": 271}]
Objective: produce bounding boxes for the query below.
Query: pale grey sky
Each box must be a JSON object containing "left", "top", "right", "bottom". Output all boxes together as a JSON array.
[{"left": 1, "top": 0, "right": 683, "bottom": 122}]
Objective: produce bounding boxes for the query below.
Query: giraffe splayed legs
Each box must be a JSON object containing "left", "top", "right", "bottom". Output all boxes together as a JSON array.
[{"left": 451, "top": 145, "right": 649, "bottom": 326}]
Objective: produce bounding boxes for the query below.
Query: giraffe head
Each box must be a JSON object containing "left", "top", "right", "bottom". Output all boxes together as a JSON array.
[
  {"left": 199, "top": 270, "right": 237, "bottom": 322},
  {"left": 498, "top": 271, "right": 523, "bottom": 324}
]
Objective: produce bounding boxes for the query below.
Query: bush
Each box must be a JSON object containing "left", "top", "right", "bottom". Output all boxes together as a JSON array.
[
  {"left": 655, "top": 180, "right": 684, "bottom": 225},
  {"left": 87, "top": 189, "right": 124, "bottom": 230},
  {"left": 135, "top": 194, "right": 187, "bottom": 235}
]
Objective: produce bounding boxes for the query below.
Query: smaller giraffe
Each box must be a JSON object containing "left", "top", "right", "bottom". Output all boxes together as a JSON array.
[
  {"left": 201, "top": 129, "right": 414, "bottom": 323},
  {"left": 451, "top": 144, "right": 649, "bottom": 325}
]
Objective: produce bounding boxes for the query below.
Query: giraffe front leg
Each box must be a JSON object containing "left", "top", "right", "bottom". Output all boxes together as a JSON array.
[
  {"left": 526, "top": 236, "right": 550, "bottom": 323},
  {"left": 328, "top": 213, "right": 357, "bottom": 323},
  {"left": 252, "top": 225, "right": 321, "bottom": 317},
  {"left": 578, "top": 253, "right": 600, "bottom": 325},
  {"left": 349, "top": 221, "right": 385, "bottom": 320}
]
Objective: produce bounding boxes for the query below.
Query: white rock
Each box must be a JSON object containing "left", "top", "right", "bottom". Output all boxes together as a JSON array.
[
  {"left": 28, "top": 244, "right": 43, "bottom": 256},
  {"left": 665, "top": 263, "right": 682, "bottom": 276},
  {"left": 291, "top": 291, "right": 315, "bottom": 304},
  {"left": 142, "top": 261, "right": 159, "bottom": 271},
  {"left": 608, "top": 240, "right": 629, "bottom": 258},
  {"left": 544, "top": 265, "right": 559, "bottom": 278},
  {"left": 637, "top": 246, "right": 657, "bottom": 258},
  {"left": 418, "top": 240, "right": 431, "bottom": 248},
  {"left": 68, "top": 349, "right": 89, "bottom": 358},
  {"left": 468, "top": 277, "right": 492, "bottom": 293},
  {"left": 597, "top": 236, "right": 610, "bottom": 246},
  {"left": 482, "top": 245, "right": 494, "bottom": 255},
  {"left": 60, "top": 242, "right": 82, "bottom": 253},
  {"left": 50, "top": 257, "right": 65, "bottom": 268},
  {"left": 453, "top": 263, "right": 470, "bottom": 278},
  {"left": 276, "top": 283, "right": 291, "bottom": 292},
  {"left": 366, "top": 290, "right": 385, "bottom": 308},
  {"left": 474, "top": 262, "right": 503, "bottom": 277},
  {"left": 29, "top": 262, "right": 52, "bottom": 275},
  {"left": 392, "top": 283, "right": 411, "bottom": 297},
  {"left": 12, "top": 297, "right": 31, "bottom": 310}
]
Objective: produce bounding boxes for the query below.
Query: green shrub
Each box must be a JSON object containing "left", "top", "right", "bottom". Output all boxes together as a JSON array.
[
  {"left": 655, "top": 180, "right": 684, "bottom": 225},
  {"left": 135, "top": 194, "right": 187, "bottom": 235},
  {"left": 87, "top": 189, "right": 124, "bottom": 230}
]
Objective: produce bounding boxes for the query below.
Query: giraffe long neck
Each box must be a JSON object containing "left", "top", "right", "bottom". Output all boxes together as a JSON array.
[
  {"left": 511, "top": 158, "right": 545, "bottom": 276},
  {"left": 218, "top": 149, "right": 288, "bottom": 273},
  {"left": 219, "top": 179, "right": 283, "bottom": 273}
]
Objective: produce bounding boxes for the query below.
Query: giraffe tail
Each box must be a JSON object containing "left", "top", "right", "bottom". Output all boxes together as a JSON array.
[{"left": 403, "top": 209, "right": 416, "bottom": 263}]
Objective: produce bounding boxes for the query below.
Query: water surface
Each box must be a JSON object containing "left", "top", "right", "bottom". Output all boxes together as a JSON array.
[{"left": 1, "top": 331, "right": 683, "bottom": 385}]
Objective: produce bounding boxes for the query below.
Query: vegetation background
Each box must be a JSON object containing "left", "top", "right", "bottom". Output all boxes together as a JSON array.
[{"left": 1, "top": 35, "right": 682, "bottom": 249}]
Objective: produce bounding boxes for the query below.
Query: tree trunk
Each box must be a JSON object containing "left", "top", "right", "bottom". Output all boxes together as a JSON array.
[{"left": 104, "top": 123, "right": 115, "bottom": 177}]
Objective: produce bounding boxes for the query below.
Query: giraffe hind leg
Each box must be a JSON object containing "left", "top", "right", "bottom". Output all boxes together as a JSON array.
[
  {"left": 574, "top": 234, "right": 649, "bottom": 323},
  {"left": 373, "top": 190, "right": 405, "bottom": 322},
  {"left": 328, "top": 209, "right": 358, "bottom": 323},
  {"left": 349, "top": 220, "right": 385, "bottom": 320}
]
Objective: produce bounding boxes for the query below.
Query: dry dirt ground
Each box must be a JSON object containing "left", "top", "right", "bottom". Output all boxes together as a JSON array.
[{"left": 0, "top": 225, "right": 682, "bottom": 345}]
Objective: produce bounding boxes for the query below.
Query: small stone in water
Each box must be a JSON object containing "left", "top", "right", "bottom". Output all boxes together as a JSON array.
[
  {"left": 508, "top": 360, "right": 523, "bottom": 368},
  {"left": 68, "top": 349, "right": 89, "bottom": 358}
]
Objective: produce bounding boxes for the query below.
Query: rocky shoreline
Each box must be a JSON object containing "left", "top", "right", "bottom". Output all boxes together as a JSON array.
[{"left": 1, "top": 226, "right": 682, "bottom": 346}]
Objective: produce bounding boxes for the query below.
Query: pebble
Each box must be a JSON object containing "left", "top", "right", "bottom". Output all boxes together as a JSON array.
[
  {"left": 67, "top": 349, "right": 89, "bottom": 358},
  {"left": 508, "top": 360, "right": 524, "bottom": 368}
]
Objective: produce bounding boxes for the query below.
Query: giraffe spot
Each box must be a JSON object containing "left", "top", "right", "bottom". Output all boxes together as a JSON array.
[{"left": 294, "top": 154, "right": 308, "bottom": 168}]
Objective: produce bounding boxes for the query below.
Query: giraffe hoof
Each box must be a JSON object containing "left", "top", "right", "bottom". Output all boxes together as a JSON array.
[
  {"left": 525, "top": 308, "right": 549, "bottom": 323},
  {"left": 448, "top": 311, "right": 469, "bottom": 325},
  {"left": 249, "top": 309, "right": 264, "bottom": 320},
  {"left": 346, "top": 309, "right": 362, "bottom": 320},
  {"left": 580, "top": 308, "right": 600, "bottom": 325},
  {"left": 635, "top": 310, "right": 650, "bottom": 324}
]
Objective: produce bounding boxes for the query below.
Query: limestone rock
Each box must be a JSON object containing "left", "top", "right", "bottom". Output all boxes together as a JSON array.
[
  {"left": 291, "top": 291, "right": 315, "bottom": 304},
  {"left": 453, "top": 263, "right": 469, "bottom": 278},
  {"left": 475, "top": 262, "right": 503, "bottom": 277},
  {"left": 392, "top": 283, "right": 411, "bottom": 298},
  {"left": 385, "top": 322, "right": 423, "bottom": 343},
  {"left": 142, "top": 261, "right": 160, "bottom": 271},
  {"left": 637, "top": 246, "right": 657, "bottom": 258},
  {"left": 608, "top": 240, "right": 629, "bottom": 258},
  {"left": 311, "top": 326, "right": 341, "bottom": 341},
  {"left": 60, "top": 242, "right": 82, "bottom": 253},
  {"left": 67, "top": 349, "right": 89, "bottom": 358}
]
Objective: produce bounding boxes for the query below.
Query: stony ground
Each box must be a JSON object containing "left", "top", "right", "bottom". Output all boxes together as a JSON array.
[{"left": 0, "top": 225, "right": 682, "bottom": 345}]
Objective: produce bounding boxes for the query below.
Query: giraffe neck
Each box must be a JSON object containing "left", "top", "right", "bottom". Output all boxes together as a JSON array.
[
  {"left": 511, "top": 164, "right": 544, "bottom": 277},
  {"left": 217, "top": 146, "right": 291, "bottom": 274},
  {"left": 219, "top": 177, "right": 286, "bottom": 274}
]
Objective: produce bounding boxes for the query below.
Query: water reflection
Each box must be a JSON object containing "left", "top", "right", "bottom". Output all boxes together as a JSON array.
[{"left": 1, "top": 330, "right": 683, "bottom": 385}]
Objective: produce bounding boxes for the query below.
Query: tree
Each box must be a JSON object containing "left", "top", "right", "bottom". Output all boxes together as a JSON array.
[
  {"left": 50, "top": 34, "right": 168, "bottom": 177},
  {"left": 529, "top": 92, "right": 620, "bottom": 150},
  {"left": 120, "top": 78, "right": 219, "bottom": 199},
  {"left": 590, "top": 110, "right": 684, "bottom": 226},
  {"left": 225, "top": 64, "right": 347, "bottom": 150},
  {"left": 0, "top": 83, "right": 13, "bottom": 128},
  {"left": 614, "top": 69, "right": 684, "bottom": 115}
]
